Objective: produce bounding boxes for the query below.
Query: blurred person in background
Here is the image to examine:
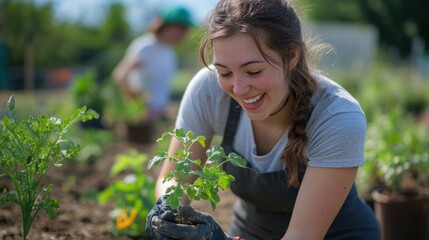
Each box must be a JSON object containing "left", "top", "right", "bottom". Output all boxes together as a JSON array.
[{"left": 113, "top": 5, "right": 193, "bottom": 122}]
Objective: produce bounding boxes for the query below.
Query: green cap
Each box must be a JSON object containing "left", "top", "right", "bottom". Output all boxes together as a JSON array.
[{"left": 161, "top": 6, "right": 194, "bottom": 27}]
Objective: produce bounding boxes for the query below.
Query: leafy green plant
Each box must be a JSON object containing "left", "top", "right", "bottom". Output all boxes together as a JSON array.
[
  {"left": 0, "top": 95, "right": 98, "bottom": 240},
  {"left": 103, "top": 78, "right": 147, "bottom": 126},
  {"left": 362, "top": 109, "right": 429, "bottom": 195},
  {"left": 334, "top": 62, "right": 429, "bottom": 123},
  {"left": 71, "top": 69, "right": 104, "bottom": 114},
  {"left": 148, "top": 129, "right": 247, "bottom": 212},
  {"left": 72, "top": 129, "right": 115, "bottom": 164},
  {"left": 98, "top": 150, "right": 155, "bottom": 238}
]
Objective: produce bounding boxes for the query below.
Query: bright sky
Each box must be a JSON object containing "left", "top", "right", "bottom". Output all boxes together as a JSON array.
[{"left": 35, "top": 0, "right": 218, "bottom": 31}]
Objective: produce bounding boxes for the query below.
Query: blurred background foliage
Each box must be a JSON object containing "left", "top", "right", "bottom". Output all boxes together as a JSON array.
[
  {"left": 1, "top": 0, "right": 427, "bottom": 76},
  {"left": 301, "top": 0, "right": 429, "bottom": 57},
  {"left": 0, "top": 0, "right": 427, "bottom": 127},
  {"left": 0, "top": 1, "right": 131, "bottom": 67},
  {"left": 0, "top": 0, "right": 427, "bottom": 115}
]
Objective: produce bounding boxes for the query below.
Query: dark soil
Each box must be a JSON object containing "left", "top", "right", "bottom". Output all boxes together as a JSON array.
[{"left": 0, "top": 93, "right": 237, "bottom": 240}]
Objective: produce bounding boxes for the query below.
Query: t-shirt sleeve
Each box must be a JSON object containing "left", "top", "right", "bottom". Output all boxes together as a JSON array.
[
  {"left": 137, "top": 45, "right": 151, "bottom": 64},
  {"left": 307, "top": 112, "right": 367, "bottom": 168},
  {"left": 175, "top": 68, "right": 219, "bottom": 138}
]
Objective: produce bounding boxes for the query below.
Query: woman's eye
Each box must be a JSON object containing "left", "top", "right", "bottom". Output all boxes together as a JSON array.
[
  {"left": 248, "top": 70, "right": 262, "bottom": 76},
  {"left": 219, "top": 72, "right": 232, "bottom": 78}
]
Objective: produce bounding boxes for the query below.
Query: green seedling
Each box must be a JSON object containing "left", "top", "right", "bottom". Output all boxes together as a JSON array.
[
  {"left": 148, "top": 129, "right": 247, "bottom": 212},
  {"left": 99, "top": 149, "right": 155, "bottom": 238},
  {"left": 0, "top": 96, "right": 98, "bottom": 240}
]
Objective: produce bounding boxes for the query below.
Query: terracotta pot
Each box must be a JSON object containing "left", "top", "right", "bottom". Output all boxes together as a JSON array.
[
  {"left": 126, "top": 122, "right": 154, "bottom": 143},
  {"left": 372, "top": 189, "right": 429, "bottom": 240}
]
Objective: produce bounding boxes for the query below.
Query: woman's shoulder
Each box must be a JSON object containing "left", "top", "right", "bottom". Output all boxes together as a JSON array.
[
  {"left": 186, "top": 66, "right": 227, "bottom": 97},
  {"left": 128, "top": 34, "right": 155, "bottom": 49},
  {"left": 308, "top": 73, "right": 366, "bottom": 136},
  {"left": 311, "top": 73, "right": 364, "bottom": 115},
  {"left": 176, "top": 67, "right": 231, "bottom": 137}
]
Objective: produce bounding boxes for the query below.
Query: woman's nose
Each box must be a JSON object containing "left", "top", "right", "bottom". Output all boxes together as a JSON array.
[{"left": 232, "top": 75, "right": 249, "bottom": 96}]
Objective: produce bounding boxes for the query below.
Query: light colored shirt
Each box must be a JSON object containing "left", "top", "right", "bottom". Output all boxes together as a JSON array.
[
  {"left": 175, "top": 67, "right": 366, "bottom": 173},
  {"left": 126, "top": 33, "right": 177, "bottom": 110}
]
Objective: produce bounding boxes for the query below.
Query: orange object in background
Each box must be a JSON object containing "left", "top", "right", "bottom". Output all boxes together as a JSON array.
[
  {"left": 47, "top": 68, "right": 72, "bottom": 87},
  {"left": 116, "top": 208, "right": 138, "bottom": 230}
]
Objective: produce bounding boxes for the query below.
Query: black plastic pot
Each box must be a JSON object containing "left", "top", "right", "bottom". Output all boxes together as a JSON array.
[
  {"left": 372, "top": 189, "right": 429, "bottom": 240},
  {"left": 126, "top": 122, "right": 154, "bottom": 143}
]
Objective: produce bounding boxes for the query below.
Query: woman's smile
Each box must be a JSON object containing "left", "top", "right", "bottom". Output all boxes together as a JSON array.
[{"left": 243, "top": 93, "right": 265, "bottom": 104}]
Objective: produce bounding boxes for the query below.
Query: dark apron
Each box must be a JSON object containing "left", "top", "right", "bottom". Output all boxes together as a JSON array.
[{"left": 221, "top": 99, "right": 381, "bottom": 240}]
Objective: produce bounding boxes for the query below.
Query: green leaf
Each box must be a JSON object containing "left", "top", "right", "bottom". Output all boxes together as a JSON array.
[
  {"left": 81, "top": 109, "right": 100, "bottom": 121},
  {"left": 176, "top": 149, "right": 185, "bottom": 158},
  {"left": 227, "top": 152, "right": 247, "bottom": 168},
  {"left": 43, "top": 198, "right": 60, "bottom": 219},
  {"left": 196, "top": 136, "right": 206, "bottom": 148},
  {"left": 148, "top": 152, "right": 168, "bottom": 169},
  {"left": 218, "top": 174, "right": 234, "bottom": 190},
  {"left": 176, "top": 161, "right": 190, "bottom": 173},
  {"left": 111, "top": 150, "right": 148, "bottom": 175},
  {"left": 7, "top": 95, "right": 15, "bottom": 111},
  {"left": 167, "top": 128, "right": 188, "bottom": 141},
  {"left": 206, "top": 188, "right": 220, "bottom": 211},
  {"left": 193, "top": 159, "right": 202, "bottom": 166},
  {"left": 164, "top": 172, "right": 175, "bottom": 182},
  {"left": 194, "top": 177, "right": 203, "bottom": 187},
  {"left": 206, "top": 145, "right": 225, "bottom": 164},
  {"left": 186, "top": 185, "right": 197, "bottom": 200},
  {"left": 98, "top": 187, "right": 115, "bottom": 203},
  {"left": 166, "top": 185, "right": 182, "bottom": 210}
]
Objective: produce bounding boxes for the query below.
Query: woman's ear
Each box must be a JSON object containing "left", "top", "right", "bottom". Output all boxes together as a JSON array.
[{"left": 288, "top": 45, "right": 300, "bottom": 70}]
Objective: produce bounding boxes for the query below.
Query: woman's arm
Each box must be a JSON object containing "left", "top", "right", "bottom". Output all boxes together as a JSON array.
[
  {"left": 155, "top": 136, "right": 212, "bottom": 205},
  {"left": 112, "top": 55, "right": 140, "bottom": 84},
  {"left": 112, "top": 55, "right": 142, "bottom": 97},
  {"left": 283, "top": 166, "right": 358, "bottom": 240}
]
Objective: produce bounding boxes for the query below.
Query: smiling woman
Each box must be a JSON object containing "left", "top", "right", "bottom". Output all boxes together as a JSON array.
[{"left": 145, "top": 0, "right": 381, "bottom": 239}]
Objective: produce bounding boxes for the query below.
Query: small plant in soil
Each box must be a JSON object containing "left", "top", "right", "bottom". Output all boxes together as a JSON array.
[
  {"left": 148, "top": 128, "right": 246, "bottom": 222},
  {"left": 0, "top": 96, "right": 98, "bottom": 240},
  {"left": 98, "top": 149, "right": 155, "bottom": 238}
]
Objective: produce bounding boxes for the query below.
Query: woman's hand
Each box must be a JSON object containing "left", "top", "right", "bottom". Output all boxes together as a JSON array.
[
  {"left": 151, "top": 205, "right": 234, "bottom": 240},
  {"left": 146, "top": 195, "right": 177, "bottom": 238}
]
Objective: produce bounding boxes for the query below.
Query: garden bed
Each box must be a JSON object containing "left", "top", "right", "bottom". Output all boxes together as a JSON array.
[{"left": 0, "top": 94, "right": 236, "bottom": 239}]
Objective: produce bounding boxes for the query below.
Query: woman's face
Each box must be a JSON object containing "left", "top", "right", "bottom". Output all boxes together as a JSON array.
[
  {"left": 213, "top": 33, "right": 289, "bottom": 122},
  {"left": 163, "top": 24, "right": 189, "bottom": 44}
]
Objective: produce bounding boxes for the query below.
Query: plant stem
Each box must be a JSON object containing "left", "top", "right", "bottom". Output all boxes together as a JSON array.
[{"left": 21, "top": 202, "right": 31, "bottom": 240}]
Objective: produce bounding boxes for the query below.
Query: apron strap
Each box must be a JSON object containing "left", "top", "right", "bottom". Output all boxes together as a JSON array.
[{"left": 221, "top": 98, "right": 241, "bottom": 154}]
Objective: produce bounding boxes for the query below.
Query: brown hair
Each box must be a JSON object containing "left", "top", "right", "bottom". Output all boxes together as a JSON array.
[{"left": 200, "top": 0, "right": 320, "bottom": 187}]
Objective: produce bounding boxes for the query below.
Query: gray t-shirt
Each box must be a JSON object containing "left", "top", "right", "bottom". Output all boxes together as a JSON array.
[
  {"left": 126, "top": 33, "right": 177, "bottom": 109},
  {"left": 175, "top": 67, "right": 366, "bottom": 173}
]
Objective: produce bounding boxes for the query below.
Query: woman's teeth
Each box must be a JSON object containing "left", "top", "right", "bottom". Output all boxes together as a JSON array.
[{"left": 243, "top": 94, "right": 263, "bottom": 104}]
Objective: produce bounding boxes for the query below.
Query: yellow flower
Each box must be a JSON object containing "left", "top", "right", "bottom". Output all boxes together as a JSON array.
[{"left": 116, "top": 208, "right": 138, "bottom": 230}]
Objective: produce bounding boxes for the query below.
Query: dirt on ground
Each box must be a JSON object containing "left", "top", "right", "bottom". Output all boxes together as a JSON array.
[{"left": 0, "top": 93, "right": 238, "bottom": 240}]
